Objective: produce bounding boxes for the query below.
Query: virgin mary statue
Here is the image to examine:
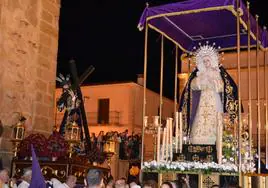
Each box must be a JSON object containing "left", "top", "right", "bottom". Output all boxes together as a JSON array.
[{"left": 179, "top": 43, "right": 240, "bottom": 145}]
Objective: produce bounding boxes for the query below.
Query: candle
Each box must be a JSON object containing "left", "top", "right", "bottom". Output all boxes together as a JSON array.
[
  {"left": 161, "top": 127, "right": 166, "bottom": 161},
  {"left": 165, "top": 121, "right": 169, "bottom": 161},
  {"left": 144, "top": 116, "right": 148, "bottom": 128},
  {"left": 154, "top": 116, "right": 161, "bottom": 163},
  {"left": 217, "top": 112, "right": 223, "bottom": 164},
  {"left": 175, "top": 112, "right": 179, "bottom": 153},
  {"left": 169, "top": 118, "right": 173, "bottom": 161},
  {"left": 179, "top": 112, "right": 183, "bottom": 153}
]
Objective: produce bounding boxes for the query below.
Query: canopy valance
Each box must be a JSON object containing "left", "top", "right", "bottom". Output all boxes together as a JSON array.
[{"left": 138, "top": 0, "right": 268, "bottom": 52}]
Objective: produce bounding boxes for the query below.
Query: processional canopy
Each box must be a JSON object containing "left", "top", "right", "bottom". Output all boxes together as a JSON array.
[{"left": 138, "top": 0, "right": 268, "bottom": 52}]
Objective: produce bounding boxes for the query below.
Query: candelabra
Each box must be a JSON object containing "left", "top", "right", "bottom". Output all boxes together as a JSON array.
[
  {"left": 11, "top": 118, "right": 26, "bottom": 157},
  {"left": 144, "top": 116, "right": 161, "bottom": 161},
  {"left": 103, "top": 141, "right": 116, "bottom": 168},
  {"left": 65, "top": 121, "right": 80, "bottom": 158}
]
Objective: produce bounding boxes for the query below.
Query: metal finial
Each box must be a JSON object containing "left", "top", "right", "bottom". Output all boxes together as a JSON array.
[
  {"left": 146, "top": 2, "right": 149, "bottom": 7},
  {"left": 255, "top": 14, "right": 259, "bottom": 21},
  {"left": 246, "top": 1, "right": 250, "bottom": 8}
]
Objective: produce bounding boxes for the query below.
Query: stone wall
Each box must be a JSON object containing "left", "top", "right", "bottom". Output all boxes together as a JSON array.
[{"left": 0, "top": 0, "right": 60, "bottom": 167}]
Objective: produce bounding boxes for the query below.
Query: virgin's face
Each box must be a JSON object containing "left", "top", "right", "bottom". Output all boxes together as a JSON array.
[{"left": 203, "top": 56, "right": 212, "bottom": 69}]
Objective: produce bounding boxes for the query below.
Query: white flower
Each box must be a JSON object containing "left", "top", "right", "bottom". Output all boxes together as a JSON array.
[{"left": 142, "top": 161, "right": 238, "bottom": 173}]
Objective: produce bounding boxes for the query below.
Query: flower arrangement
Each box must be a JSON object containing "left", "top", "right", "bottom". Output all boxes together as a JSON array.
[
  {"left": 129, "top": 166, "right": 140, "bottom": 176},
  {"left": 222, "top": 129, "right": 236, "bottom": 164},
  {"left": 47, "top": 131, "right": 68, "bottom": 159},
  {"left": 240, "top": 135, "right": 256, "bottom": 173},
  {"left": 18, "top": 133, "right": 48, "bottom": 158},
  {"left": 143, "top": 160, "right": 238, "bottom": 174},
  {"left": 222, "top": 115, "right": 256, "bottom": 173}
]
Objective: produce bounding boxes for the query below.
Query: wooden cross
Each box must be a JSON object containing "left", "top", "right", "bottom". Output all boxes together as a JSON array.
[{"left": 69, "top": 59, "right": 95, "bottom": 152}]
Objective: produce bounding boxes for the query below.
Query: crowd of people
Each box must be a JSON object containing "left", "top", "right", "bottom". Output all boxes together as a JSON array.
[
  {"left": 0, "top": 167, "right": 188, "bottom": 188},
  {"left": 91, "top": 130, "right": 142, "bottom": 160},
  {"left": 0, "top": 165, "right": 243, "bottom": 188}
]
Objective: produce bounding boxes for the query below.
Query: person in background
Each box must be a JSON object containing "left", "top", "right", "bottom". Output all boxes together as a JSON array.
[
  {"left": 18, "top": 168, "right": 32, "bottom": 188},
  {"left": 91, "top": 133, "right": 97, "bottom": 149},
  {"left": 129, "top": 182, "right": 140, "bottom": 188},
  {"left": 0, "top": 168, "right": 17, "bottom": 188},
  {"left": 50, "top": 178, "right": 62, "bottom": 187},
  {"left": 0, "top": 168, "right": 10, "bottom": 188},
  {"left": 105, "top": 176, "right": 114, "bottom": 188},
  {"left": 142, "top": 180, "right": 157, "bottom": 188},
  {"left": 62, "top": 175, "right": 77, "bottom": 188},
  {"left": 97, "top": 131, "right": 104, "bottom": 152},
  {"left": 52, "top": 175, "right": 77, "bottom": 188},
  {"left": 114, "top": 177, "right": 128, "bottom": 188},
  {"left": 161, "top": 181, "right": 178, "bottom": 188},
  {"left": 86, "top": 169, "right": 104, "bottom": 188}
]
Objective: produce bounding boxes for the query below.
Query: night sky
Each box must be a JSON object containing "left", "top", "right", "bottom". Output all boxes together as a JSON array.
[{"left": 57, "top": 0, "right": 268, "bottom": 99}]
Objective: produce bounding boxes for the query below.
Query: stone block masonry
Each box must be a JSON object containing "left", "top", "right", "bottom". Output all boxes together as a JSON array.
[{"left": 0, "top": 0, "right": 61, "bottom": 167}]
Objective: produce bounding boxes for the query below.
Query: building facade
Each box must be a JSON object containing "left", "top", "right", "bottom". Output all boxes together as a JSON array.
[
  {"left": 55, "top": 81, "right": 175, "bottom": 161},
  {"left": 55, "top": 81, "right": 175, "bottom": 134}
]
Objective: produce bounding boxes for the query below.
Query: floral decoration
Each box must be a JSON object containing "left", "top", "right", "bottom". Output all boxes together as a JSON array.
[
  {"left": 129, "top": 166, "right": 140, "bottom": 176},
  {"left": 222, "top": 115, "right": 256, "bottom": 173},
  {"left": 143, "top": 161, "right": 238, "bottom": 174},
  {"left": 222, "top": 129, "right": 236, "bottom": 164},
  {"left": 18, "top": 133, "right": 48, "bottom": 157},
  {"left": 47, "top": 131, "right": 68, "bottom": 158}
]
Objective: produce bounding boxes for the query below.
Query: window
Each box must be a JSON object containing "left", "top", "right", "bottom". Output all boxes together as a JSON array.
[{"left": 98, "top": 98, "right": 110, "bottom": 124}]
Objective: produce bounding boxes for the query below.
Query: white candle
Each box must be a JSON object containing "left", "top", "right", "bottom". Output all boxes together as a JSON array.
[
  {"left": 179, "top": 112, "right": 183, "bottom": 153},
  {"left": 175, "top": 112, "right": 179, "bottom": 153},
  {"left": 165, "top": 121, "right": 169, "bottom": 161},
  {"left": 154, "top": 116, "right": 161, "bottom": 163},
  {"left": 169, "top": 118, "right": 173, "bottom": 161},
  {"left": 218, "top": 112, "right": 223, "bottom": 164},
  {"left": 161, "top": 127, "right": 166, "bottom": 161},
  {"left": 144, "top": 116, "right": 148, "bottom": 128}
]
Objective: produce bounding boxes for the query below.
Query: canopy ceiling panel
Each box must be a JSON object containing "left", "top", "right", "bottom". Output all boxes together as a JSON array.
[{"left": 138, "top": 0, "right": 268, "bottom": 52}]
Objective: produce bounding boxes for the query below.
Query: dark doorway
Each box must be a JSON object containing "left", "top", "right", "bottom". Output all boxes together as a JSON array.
[{"left": 98, "top": 98, "right": 109, "bottom": 124}]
